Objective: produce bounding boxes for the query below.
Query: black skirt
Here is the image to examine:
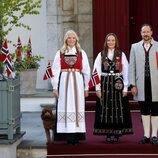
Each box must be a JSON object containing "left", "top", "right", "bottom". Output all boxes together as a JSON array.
[{"left": 93, "top": 95, "right": 133, "bottom": 136}]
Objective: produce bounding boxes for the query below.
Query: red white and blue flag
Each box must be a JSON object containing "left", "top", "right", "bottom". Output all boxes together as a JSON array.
[
  {"left": 88, "top": 69, "right": 100, "bottom": 88},
  {"left": 0, "top": 40, "right": 14, "bottom": 77},
  {"left": 16, "top": 36, "right": 22, "bottom": 62},
  {"left": 43, "top": 61, "right": 54, "bottom": 80},
  {"left": 27, "top": 37, "right": 32, "bottom": 58}
]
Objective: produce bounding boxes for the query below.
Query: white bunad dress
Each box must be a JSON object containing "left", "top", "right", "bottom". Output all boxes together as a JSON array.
[{"left": 51, "top": 46, "right": 90, "bottom": 139}]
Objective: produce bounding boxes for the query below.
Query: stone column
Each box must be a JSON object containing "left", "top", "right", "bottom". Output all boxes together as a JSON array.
[
  {"left": 56, "top": 0, "right": 93, "bottom": 66},
  {"left": 46, "top": 0, "right": 93, "bottom": 89}
]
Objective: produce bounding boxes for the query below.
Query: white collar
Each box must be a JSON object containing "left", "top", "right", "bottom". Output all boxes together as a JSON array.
[
  {"left": 107, "top": 49, "right": 114, "bottom": 60},
  {"left": 144, "top": 43, "right": 151, "bottom": 51},
  {"left": 65, "top": 46, "right": 77, "bottom": 55}
]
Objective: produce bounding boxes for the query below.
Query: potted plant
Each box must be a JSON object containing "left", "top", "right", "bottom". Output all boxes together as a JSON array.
[
  {"left": 11, "top": 45, "right": 44, "bottom": 95},
  {"left": 0, "top": 0, "right": 42, "bottom": 94},
  {"left": 12, "top": 45, "right": 43, "bottom": 73}
]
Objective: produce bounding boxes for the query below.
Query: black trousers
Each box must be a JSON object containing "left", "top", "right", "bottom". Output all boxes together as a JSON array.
[{"left": 139, "top": 76, "right": 158, "bottom": 116}]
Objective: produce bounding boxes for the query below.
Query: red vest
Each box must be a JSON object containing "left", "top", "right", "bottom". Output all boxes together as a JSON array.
[{"left": 60, "top": 52, "right": 82, "bottom": 70}]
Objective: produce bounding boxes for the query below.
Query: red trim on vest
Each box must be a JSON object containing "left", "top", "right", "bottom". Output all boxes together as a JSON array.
[
  {"left": 117, "top": 56, "right": 122, "bottom": 72},
  {"left": 60, "top": 51, "right": 82, "bottom": 70}
]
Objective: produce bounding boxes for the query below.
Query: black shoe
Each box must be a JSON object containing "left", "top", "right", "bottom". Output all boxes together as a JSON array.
[
  {"left": 71, "top": 140, "right": 79, "bottom": 145},
  {"left": 74, "top": 140, "right": 79, "bottom": 144},
  {"left": 113, "top": 136, "right": 119, "bottom": 144},
  {"left": 151, "top": 137, "right": 158, "bottom": 145},
  {"left": 139, "top": 136, "right": 150, "bottom": 144},
  {"left": 67, "top": 140, "right": 72, "bottom": 144},
  {"left": 106, "top": 136, "right": 112, "bottom": 143},
  {"left": 46, "top": 142, "right": 50, "bottom": 145}
]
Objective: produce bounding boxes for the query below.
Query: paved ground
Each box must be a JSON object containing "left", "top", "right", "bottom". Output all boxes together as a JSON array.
[
  {"left": 18, "top": 89, "right": 53, "bottom": 148},
  {"left": 18, "top": 89, "right": 56, "bottom": 149},
  {"left": 18, "top": 112, "right": 47, "bottom": 149}
]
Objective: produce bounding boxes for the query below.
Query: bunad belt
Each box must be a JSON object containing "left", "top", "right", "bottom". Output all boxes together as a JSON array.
[{"left": 62, "top": 68, "right": 81, "bottom": 127}]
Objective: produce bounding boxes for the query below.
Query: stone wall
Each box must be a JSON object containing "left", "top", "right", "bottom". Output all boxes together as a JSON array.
[
  {"left": 47, "top": 0, "right": 93, "bottom": 66},
  {"left": 5, "top": 0, "right": 93, "bottom": 90}
]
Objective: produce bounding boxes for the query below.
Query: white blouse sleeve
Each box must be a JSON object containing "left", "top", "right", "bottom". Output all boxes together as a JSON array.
[
  {"left": 81, "top": 50, "right": 91, "bottom": 90},
  {"left": 122, "top": 52, "right": 129, "bottom": 92},
  {"left": 93, "top": 52, "right": 102, "bottom": 91},
  {"left": 51, "top": 50, "right": 61, "bottom": 89}
]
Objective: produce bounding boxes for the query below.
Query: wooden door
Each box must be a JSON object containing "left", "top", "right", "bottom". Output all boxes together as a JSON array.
[
  {"left": 92, "top": 0, "right": 129, "bottom": 60},
  {"left": 129, "top": 0, "right": 158, "bottom": 44},
  {"left": 93, "top": 0, "right": 158, "bottom": 61}
]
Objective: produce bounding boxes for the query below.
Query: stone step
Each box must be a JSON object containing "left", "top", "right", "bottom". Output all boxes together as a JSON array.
[
  {"left": 17, "top": 148, "right": 46, "bottom": 158},
  {"left": 20, "top": 89, "right": 138, "bottom": 112},
  {"left": 20, "top": 89, "right": 56, "bottom": 112}
]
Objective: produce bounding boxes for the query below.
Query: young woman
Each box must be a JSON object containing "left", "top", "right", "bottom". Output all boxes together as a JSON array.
[
  {"left": 51, "top": 30, "right": 90, "bottom": 145},
  {"left": 93, "top": 33, "right": 133, "bottom": 143}
]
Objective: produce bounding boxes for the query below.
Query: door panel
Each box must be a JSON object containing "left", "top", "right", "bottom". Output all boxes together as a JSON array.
[
  {"left": 92, "top": 0, "right": 129, "bottom": 60},
  {"left": 92, "top": 0, "right": 158, "bottom": 62},
  {"left": 129, "top": 0, "right": 158, "bottom": 44}
]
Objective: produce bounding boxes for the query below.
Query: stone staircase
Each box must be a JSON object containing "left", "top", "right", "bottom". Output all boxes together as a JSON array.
[{"left": 20, "top": 89, "right": 138, "bottom": 112}]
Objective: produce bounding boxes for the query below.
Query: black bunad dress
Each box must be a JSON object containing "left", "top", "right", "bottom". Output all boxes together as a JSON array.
[{"left": 93, "top": 55, "right": 133, "bottom": 137}]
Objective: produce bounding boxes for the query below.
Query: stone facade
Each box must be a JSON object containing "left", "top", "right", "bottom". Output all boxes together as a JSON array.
[
  {"left": 47, "top": 0, "right": 93, "bottom": 60},
  {"left": 6, "top": 0, "right": 93, "bottom": 90},
  {"left": 46, "top": 0, "right": 93, "bottom": 89}
]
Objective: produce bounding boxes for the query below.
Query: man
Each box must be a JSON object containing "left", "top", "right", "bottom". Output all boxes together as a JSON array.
[{"left": 129, "top": 24, "right": 158, "bottom": 145}]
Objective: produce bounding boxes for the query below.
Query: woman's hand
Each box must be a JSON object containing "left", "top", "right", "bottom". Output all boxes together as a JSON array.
[
  {"left": 53, "top": 89, "right": 59, "bottom": 98},
  {"left": 84, "top": 90, "right": 89, "bottom": 97},
  {"left": 96, "top": 90, "right": 101, "bottom": 98},
  {"left": 123, "top": 92, "right": 127, "bottom": 97}
]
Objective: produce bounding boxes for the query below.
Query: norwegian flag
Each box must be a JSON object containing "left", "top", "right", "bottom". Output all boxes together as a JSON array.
[
  {"left": 0, "top": 40, "right": 14, "bottom": 77},
  {"left": 16, "top": 36, "right": 22, "bottom": 62},
  {"left": 43, "top": 61, "right": 54, "bottom": 80},
  {"left": 88, "top": 69, "right": 100, "bottom": 88},
  {"left": 116, "top": 56, "right": 122, "bottom": 72},
  {"left": 27, "top": 37, "right": 32, "bottom": 58}
]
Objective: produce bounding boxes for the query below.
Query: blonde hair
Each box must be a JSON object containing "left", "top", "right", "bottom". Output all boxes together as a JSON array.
[{"left": 60, "top": 30, "right": 82, "bottom": 53}]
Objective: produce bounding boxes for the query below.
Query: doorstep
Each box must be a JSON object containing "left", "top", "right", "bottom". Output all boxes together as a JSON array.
[{"left": 20, "top": 89, "right": 56, "bottom": 112}]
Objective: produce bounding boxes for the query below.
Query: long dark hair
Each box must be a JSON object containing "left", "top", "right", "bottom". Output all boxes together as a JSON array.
[{"left": 102, "top": 33, "right": 122, "bottom": 64}]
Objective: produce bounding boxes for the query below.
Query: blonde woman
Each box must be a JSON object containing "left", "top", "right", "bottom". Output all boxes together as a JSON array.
[{"left": 51, "top": 30, "right": 90, "bottom": 145}]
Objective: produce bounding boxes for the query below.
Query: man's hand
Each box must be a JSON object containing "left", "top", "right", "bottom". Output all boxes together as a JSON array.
[
  {"left": 53, "top": 89, "right": 59, "bottom": 98},
  {"left": 131, "top": 86, "right": 138, "bottom": 96}
]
